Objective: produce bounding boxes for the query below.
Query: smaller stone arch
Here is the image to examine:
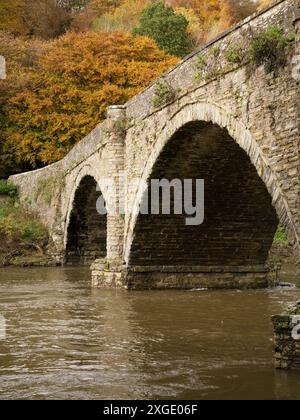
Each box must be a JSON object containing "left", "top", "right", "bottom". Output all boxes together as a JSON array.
[{"left": 64, "top": 170, "right": 107, "bottom": 265}]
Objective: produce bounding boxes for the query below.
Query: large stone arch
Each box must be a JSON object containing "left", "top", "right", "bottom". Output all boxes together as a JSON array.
[{"left": 124, "top": 102, "right": 300, "bottom": 269}]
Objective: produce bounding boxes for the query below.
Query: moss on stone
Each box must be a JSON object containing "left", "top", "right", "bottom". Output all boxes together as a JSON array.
[
  {"left": 152, "top": 79, "right": 177, "bottom": 108},
  {"left": 34, "top": 172, "right": 65, "bottom": 204},
  {"left": 274, "top": 225, "right": 288, "bottom": 245}
]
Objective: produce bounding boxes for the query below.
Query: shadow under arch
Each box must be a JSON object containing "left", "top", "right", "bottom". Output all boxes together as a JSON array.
[
  {"left": 65, "top": 175, "right": 107, "bottom": 265},
  {"left": 128, "top": 120, "right": 280, "bottom": 267}
]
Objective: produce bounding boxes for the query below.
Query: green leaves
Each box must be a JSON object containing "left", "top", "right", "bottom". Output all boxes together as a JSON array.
[
  {"left": 248, "top": 26, "right": 294, "bottom": 74},
  {"left": 133, "top": 1, "right": 192, "bottom": 57},
  {"left": 0, "top": 180, "right": 18, "bottom": 198}
]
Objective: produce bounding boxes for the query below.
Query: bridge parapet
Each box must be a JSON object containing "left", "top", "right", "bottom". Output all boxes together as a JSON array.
[{"left": 126, "top": 0, "right": 298, "bottom": 121}]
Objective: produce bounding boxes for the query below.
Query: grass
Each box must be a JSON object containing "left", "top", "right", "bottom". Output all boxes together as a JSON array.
[
  {"left": 0, "top": 179, "right": 18, "bottom": 198},
  {"left": 274, "top": 225, "right": 288, "bottom": 245},
  {"left": 248, "top": 26, "right": 294, "bottom": 73}
]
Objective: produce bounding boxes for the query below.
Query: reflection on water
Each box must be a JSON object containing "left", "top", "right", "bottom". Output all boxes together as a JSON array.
[{"left": 0, "top": 264, "right": 299, "bottom": 400}]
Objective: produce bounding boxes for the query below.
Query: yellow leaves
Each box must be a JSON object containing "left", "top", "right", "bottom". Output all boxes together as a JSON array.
[
  {"left": 92, "top": 0, "right": 150, "bottom": 33},
  {"left": 174, "top": 7, "right": 201, "bottom": 34},
  {"left": 258, "top": 0, "right": 274, "bottom": 10}
]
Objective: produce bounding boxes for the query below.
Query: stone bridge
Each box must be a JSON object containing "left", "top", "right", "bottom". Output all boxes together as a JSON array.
[{"left": 10, "top": 0, "right": 300, "bottom": 289}]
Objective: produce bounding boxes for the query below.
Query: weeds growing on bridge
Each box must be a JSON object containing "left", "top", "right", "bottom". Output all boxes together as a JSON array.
[
  {"left": 194, "top": 53, "right": 223, "bottom": 82},
  {"left": 152, "top": 79, "right": 177, "bottom": 109},
  {"left": 248, "top": 26, "right": 295, "bottom": 74},
  {"left": 193, "top": 25, "right": 295, "bottom": 85},
  {"left": 224, "top": 44, "right": 245, "bottom": 64},
  {"left": 274, "top": 225, "right": 288, "bottom": 245}
]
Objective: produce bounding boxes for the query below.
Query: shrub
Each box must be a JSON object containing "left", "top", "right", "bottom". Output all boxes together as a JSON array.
[
  {"left": 0, "top": 180, "right": 18, "bottom": 197},
  {"left": 225, "top": 44, "right": 245, "bottom": 64},
  {"left": 152, "top": 79, "right": 177, "bottom": 108},
  {"left": 0, "top": 198, "right": 47, "bottom": 244},
  {"left": 248, "top": 26, "right": 294, "bottom": 73},
  {"left": 274, "top": 225, "right": 288, "bottom": 245},
  {"left": 133, "top": 1, "right": 192, "bottom": 57}
]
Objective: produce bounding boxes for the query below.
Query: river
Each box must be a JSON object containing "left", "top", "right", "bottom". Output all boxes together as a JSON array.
[{"left": 0, "top": 265, "right": 300, "bottom": 400}]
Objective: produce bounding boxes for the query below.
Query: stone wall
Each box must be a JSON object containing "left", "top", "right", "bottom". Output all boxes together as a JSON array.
[
  {"left": 9, "top": 122, "right": 112, "bottom": 261},
  {"left": 272, "top": 311, "right": 300, "bottom": 370}
]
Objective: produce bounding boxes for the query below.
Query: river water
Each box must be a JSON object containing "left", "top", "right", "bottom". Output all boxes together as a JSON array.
[{"left": 0, "top": 265, "right": 300, "bottom": 400}]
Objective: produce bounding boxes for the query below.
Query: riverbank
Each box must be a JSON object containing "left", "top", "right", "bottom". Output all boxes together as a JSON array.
[
  {"left": 0, "top": 181, "right": 55, "bottom": 267},
  {"left": 1, "top": 235, "right": 293, "bottom": 269}
]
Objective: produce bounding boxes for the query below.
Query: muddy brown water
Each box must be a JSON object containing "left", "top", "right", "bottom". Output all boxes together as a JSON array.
[{"left": 0, "top": 264, "right": 299, "bottom": 400}]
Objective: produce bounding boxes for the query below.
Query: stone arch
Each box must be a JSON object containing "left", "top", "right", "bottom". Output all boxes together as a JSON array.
[
  {"left": 125, "top": 102, "right": 299, "bottom": 268},
  {"left": 64, "top": 167, "right": 108, "bottom": 265}
]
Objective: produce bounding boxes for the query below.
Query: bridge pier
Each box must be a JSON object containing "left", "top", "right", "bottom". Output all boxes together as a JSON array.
[
  {"left": 91, "top": 259, "right": 127, "bottom": 288},
  {"left": 91, "top": 264, "right": 276, "bottom": 290},
  {"left": 105, "top": 105, "right": 126, "bottom": 262},
  {"left": 91, "top": 105, "right": 127, "bottom": 287},
  {"left": 292, "top": 11, "right": 300, "bottom": 279}
]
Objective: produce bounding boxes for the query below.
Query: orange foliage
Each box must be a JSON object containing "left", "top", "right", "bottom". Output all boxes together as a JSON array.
[
  {"left": 162, "top": 1, "right": 257, "bottom": 44},
  {"left": 0, "top": 0, "right": 268, "bottom": 176},
  {"left": 0, "top": 0, "right": 72, "bottom": 39},
  {"left": 258, "top": 0, "right": 274, "bottom": 10},
  {"left": 6, "top": 31, "right": 178, "bottom": 167},
  {"left": 0, "top": 31, "right": 43, "bottom": 177}
]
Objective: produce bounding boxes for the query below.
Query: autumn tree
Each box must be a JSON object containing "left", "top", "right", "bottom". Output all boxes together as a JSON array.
[
  {"left": 180, "top": 0, "right": 256, "bottom": 44},
  {"left": 0, "top": 0, "right": 73, "bottom": 39},
  {"left": 5, "top": 31, "right": 178, "bottom": 169},
  {"left": 258, "top": 0, "right": 274, "bottom": 10},
  {"left": 23, "top": 0, "right": 72, "bottom": 39},
  {"left": 57, "top": 0, "right": 89, "bottom": 11},
  {"left": 0, "top": 0, "right": 27, "bottom": 35},
  {"left": 222, "top": 1, "right": 257, "bottom": 27},
  {"left": 88, "top": 0, "right": 124, "bottom": 16},
  {"left": 89, "top": 0, "right": 258, "bottom": 49},
  {"left": 92, "top": 0, "right": 149, "bottom": 33},
  {"left": 0, "top": 31, "right": 43, "bottom": 177},
  {"left": 133, "top": 1, "right": 191, "bottom": 57}
]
